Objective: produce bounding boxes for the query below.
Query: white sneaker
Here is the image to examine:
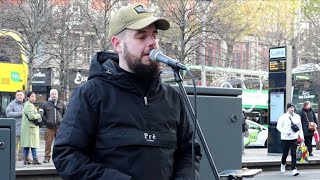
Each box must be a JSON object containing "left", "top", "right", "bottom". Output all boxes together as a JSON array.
[
  {"left": 280, "top": 164, "right": 286, "bottom": 173},
  {"left": 292, "top": 168, "right": 299, "bottom": 176}
]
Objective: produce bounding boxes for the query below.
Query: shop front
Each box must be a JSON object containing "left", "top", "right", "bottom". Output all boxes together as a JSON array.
[
  {"left": 31, "top": 68, "right": 51, "bottom": 103},
  {"left": 68, "top": 69, "right": 89, "bottom": 97}
]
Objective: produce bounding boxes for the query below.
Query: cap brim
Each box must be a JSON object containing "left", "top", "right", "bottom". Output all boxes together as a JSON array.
[{"left": 127, "top": 16, "right": 170, "bottom": 31}]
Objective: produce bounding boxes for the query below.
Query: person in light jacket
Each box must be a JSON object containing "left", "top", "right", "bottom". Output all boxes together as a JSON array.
[
  {"left": 6, "top": 90, "right": 24, "bottom": 161},
  {"left": 21, "top": 91, "right": 42, "bottom": 165},
  {"left": 277, "top": 103, "right": 304, "bottom": 176}
]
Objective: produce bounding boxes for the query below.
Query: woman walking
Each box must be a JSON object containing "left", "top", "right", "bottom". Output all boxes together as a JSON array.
[
  {"left": 21, "top": 91, "right": 42, "bottom": 165},
  {"left": 298, "top": 101, "right": 318, "bottom": 156}
]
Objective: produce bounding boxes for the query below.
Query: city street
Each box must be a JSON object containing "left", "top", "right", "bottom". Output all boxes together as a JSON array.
[
  {"left": 16, "top": 138, "right": 320, "bottom": 180},
  {"left": 251, "top": 169, "right": 320, "bottom": 180}
]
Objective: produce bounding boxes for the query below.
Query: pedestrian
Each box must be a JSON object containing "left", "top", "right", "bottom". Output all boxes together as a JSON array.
[
  {"left": 21, "top": 91, "right": 42, "bottom": 165},
  {"left": 52, "top": 3, "right": 201, "bottom": 180},
  {"left": 40, "top": 89, "right": 66, "bottom": 163},
  {"left": 298, "top": 101, "right": 318, "bottom": 156},
  {"left": 6, "top": 90, "right": 25, "bottom": 161},
  {"left": 277, "top": 103, "right": 304, "bottom": 176}
]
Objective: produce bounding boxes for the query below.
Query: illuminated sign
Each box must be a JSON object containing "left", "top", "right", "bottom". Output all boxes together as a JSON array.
[
  {"left": 269, "top": 59, "right": 286, "bottom": 72},
  {"left": 270, "top": 47, "right": 286, "bottom": 59},
  {"left": 270, "top": 91, "right": 285, "bottom": 123}
]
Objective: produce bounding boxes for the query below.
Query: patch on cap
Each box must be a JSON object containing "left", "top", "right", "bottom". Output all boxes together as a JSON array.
[{"left": 133, "top": 5, "right": 149, "bottom": 14}]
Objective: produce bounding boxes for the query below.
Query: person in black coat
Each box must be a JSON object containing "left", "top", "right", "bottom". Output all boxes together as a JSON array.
[
  {"left": 52, "top": 4, "right": 201, "bottom": 180},
  {"left": 298, "top": 101, "right": 318, "bottom": 156}
]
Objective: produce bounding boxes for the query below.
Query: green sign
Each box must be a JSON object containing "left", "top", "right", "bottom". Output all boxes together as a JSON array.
[
  {"left": 241, "top": 89, "right": 268, "bottom": 109},
  {"left": 11, "top": 72, "right": 21, "bottom": 82}
]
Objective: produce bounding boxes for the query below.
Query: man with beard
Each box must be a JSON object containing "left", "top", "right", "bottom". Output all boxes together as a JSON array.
[{"left": 53, "top": 4, "right": 201, "bottom": 180}]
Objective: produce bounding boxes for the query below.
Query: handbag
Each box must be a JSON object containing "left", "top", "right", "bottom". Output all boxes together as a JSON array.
[
  {"left": 304, "top": 112, "right": 317, "bottom": 131},
  {"left": 314, "top": 131, "right": 319, "bottom": 143},
  {"left": 24, "top": 112, "right": 42, "bottom": 126},
  {"left": 296, "top": 142, "right": 309, "bottom": 164},
  {"left": 289, "top": 117, "right": 299, "bottom": 132}
]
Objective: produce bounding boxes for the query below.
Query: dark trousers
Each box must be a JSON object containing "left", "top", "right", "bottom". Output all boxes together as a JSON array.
[
  {"left": 281, "top": 139, "right": 297, "bottom": 170},
  {"left": 305, "top": 135, "right": 313, "bottom": 154}
]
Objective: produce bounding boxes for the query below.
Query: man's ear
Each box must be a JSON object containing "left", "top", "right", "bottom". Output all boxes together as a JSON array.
[{"left": 111, "top": 36, "right": 122, "bottom": 53}]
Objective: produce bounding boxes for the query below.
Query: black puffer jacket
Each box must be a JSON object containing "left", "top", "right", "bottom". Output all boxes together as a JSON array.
[{"left": 52, "top": 52, "right": 201, "bottom": 180}]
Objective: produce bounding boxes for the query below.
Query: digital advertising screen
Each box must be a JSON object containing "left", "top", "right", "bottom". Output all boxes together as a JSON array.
[{"left": 269, "top": 91, "right": 285, "bottom": 125}]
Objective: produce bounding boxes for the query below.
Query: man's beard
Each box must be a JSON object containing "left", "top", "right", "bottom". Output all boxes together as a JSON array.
[{"left": 123, "top": 44, "right": 160, "bottom": 79}]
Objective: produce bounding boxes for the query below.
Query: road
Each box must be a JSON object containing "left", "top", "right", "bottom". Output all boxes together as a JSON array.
[{"left": 250, "top": 169, "right": 320, "bottom": 180}]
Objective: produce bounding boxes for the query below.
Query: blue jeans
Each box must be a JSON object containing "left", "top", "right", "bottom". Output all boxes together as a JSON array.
[{"left": 23, "top": 147, "right": 37, "bottom": 158}]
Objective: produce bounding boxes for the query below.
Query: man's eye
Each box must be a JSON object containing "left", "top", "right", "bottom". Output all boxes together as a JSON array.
[{"left": 137, "top": 35, "right": 145, "bottom": 39}]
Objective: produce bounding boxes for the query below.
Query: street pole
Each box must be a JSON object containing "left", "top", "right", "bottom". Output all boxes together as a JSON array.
[{"left": 201, "top": 1, "right": 207, "bottom": 86}]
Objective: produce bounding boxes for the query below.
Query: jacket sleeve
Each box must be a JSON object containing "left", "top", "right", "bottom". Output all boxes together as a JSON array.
[
  {"left": 173, "top": 94, "right": 202, "bottom": 180},
  {"left": 276, "top": 115, "right": 287, "bottom": 134},
  {"left": 312, "top": 110, "right": 318, "bottom": 126},
  {"left": 52, "top": 86, "right": 131, "bottom": 180},
  {"left": 24, "top": 103, "right": 41, "bottom": 120},
  {"left": 297, "top": 116, "right": 304, "bottom": 140},
  {"left": 6, "top": 103, "right": 22, "bottom": 118},
  {"left": 40, "top": 103, "right": 48, "bottom": 123}
]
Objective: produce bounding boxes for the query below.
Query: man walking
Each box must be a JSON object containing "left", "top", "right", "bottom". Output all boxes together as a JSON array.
[
  {"left": 40, "top": 89, "right": 66, "bottom": 163},
  {"left": 6, "top": 90, "right": 25, "bottom": 161},
  {"left": 277, "top": 103, "right": 304, "bottom": 176}
]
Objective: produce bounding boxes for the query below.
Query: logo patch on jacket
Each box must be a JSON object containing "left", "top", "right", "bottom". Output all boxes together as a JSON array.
[{"left": 144, "top": 133, "right": 156, "bottom": 142}]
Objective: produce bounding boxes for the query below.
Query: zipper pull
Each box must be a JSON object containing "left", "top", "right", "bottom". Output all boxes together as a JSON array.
[{"left": 144, "top": 97, "right": 148, "bottom": 105}]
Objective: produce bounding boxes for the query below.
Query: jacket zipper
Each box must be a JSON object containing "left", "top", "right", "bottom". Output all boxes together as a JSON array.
[{"left": 144, "top": 97, "right": 148, "bottom": 105}]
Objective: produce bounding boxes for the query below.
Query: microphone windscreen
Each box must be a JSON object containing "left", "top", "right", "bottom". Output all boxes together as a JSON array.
[{"left": 149, "top": 49, "right": 162, "bottom": 62}]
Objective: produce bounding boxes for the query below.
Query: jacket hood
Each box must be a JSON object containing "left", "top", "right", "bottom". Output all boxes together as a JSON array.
[
  {"left": 88, "top": 51, "right": 120, "bottom": 80},
  {"left": 87, "top": 51, "right": 162, "bottom": 96}
]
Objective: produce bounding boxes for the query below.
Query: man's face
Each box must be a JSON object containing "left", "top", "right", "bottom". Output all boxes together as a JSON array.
[
  {"left": 113, "top": 24, "right": 160, "bottom": 78},
  {"left": 50, "top": 91, "right": 58, "bottom": 100},
  {"left": 288, "top": 106, "right": 294, "bottom": 114},
  {"left": 305, "top": 104, "right": 311, "bottom": 109},
  {"left": 16, "top": 92, "right": 24, "bottom": 102}
]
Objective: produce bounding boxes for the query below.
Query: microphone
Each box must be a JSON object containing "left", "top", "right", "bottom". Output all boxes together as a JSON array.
[{"left": 149, "top": 49, "right": 187, "bottom": 70}]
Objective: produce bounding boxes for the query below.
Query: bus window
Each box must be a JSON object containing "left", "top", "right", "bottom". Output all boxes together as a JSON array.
[{"left": 0, "top": 36, "right": 22, "bottom": 64}]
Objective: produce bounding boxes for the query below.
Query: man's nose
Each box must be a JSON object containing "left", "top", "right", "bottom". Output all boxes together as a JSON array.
[{"left": 147, "top": 36, "right": 157, "bottom": 48}]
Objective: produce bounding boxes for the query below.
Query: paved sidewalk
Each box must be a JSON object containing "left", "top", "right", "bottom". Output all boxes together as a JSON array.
[
  {"left": 16, "top": 141, "right": 320, "bottom": 170},
  {"left": 242, "top": 147, "right": 320, "bottom": 170},
  {"left": 243, "top": 147, "right": 320, "bottom": 162}
]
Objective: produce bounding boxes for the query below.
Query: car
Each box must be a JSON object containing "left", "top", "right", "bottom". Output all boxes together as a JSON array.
[{"left": 244, "top": 120, "right": 268, "bottom": 147}]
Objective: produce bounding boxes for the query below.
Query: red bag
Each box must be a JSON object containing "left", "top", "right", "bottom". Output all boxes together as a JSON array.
[
  {"left": 297, "top": 135, "right": 302, "bottom": 143},
  {"left": 314, "top": 131, "right": 319, "bottom": 143}
]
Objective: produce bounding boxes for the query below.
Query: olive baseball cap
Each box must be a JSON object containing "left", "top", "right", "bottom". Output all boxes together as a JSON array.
[{"left": 108, "top": 4, "right": 170, "bottom": 38}]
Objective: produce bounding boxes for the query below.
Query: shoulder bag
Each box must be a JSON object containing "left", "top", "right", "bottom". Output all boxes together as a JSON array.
[
  {"left": 304, "top": 112, "right": 316, "bottom": 131},
  {"left": 24, "top": 112, "right": 42, "bottom": 126},
  {"left": 289, "top": 117, "right": 299, "bottom": 132}
]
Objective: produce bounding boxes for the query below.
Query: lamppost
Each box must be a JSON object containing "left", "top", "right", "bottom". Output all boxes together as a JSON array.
[{"left": 200, "top": 0, "right": 211, "bottom": 86}]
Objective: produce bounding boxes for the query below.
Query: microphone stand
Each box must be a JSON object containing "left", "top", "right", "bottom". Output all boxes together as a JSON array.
[{"left": 172, "top": 67, "right": 221, "bottom": 180}]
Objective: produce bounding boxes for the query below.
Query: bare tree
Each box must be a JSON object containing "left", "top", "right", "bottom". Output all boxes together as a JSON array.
[
  {"left": 153, "top": 0, "right": 220, "bottom": 64},
  {"left": 44, "top": 1, "right": 89, "bottom": 101},
  {"left": 0, "top": 0, "right": 54, "bottom": 90},
  {"left": 300, "top": 0, "right": 320, "bottom": 64},
  {"left": 299, "top": 0, "right": 320, "bottom": 149},
  {"left": 82, "top": 0, "right": 123, "bottom": 51}
]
